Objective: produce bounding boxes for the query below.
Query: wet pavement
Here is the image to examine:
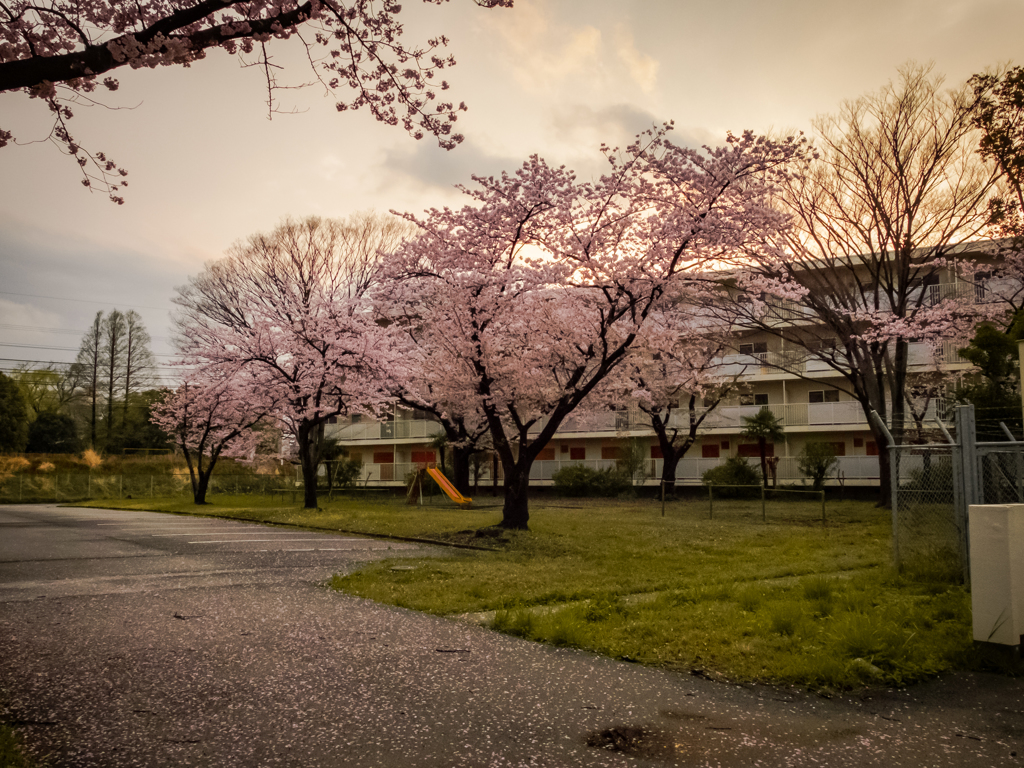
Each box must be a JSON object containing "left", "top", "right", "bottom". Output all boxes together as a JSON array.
[{"left": 1, "top": 504, "right": 1022, "bottom": 767}]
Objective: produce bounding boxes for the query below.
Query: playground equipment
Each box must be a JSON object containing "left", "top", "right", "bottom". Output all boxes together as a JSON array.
[{"left": 406, "top": 465, "right": 472, "bottom": 506}]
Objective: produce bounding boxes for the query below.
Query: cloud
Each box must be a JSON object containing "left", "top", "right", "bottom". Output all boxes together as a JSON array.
[
  {"left": 380, "top": 138, "right": 523, "bottom": 195},
  {"left": 480, "top": 1, "right": 604, "bottom": 94},
  {"left": 613, "top": 26, "right": 659, "bottom": 93},
  {"left": 0, "top": 299, "right": 62, "bottom": 328}
]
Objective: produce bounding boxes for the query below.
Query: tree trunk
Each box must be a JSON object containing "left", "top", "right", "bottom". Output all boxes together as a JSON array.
[
  {"left": 183, "top": 450, "right": 214, "bottom": 504},
  {"left": 653, "top": 428, "right": 682, "bottom": 498},
  {"left": 296, "top": 420, "right": 323, "bottom": 509},
  {"left": 500, "top": 462, "right": 531, "bottom": 530},
  {"left": 660, "top": 451, "right": 679, "bottom": 498},
  {"left": 194, "top": 470, "right": 212, "bottom": 505},
  {"left": 451, "top": 445, "right": 472, "bottom": 496}
]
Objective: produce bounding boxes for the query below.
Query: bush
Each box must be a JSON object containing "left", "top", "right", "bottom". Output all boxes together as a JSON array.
[
  {"left": 26, "top": 412, "right": 82, "bottom": 454},
  {"left": 552, "top": 464, "right": 632, "bottom": 497},
  {"left": 797, "top": 442, "right": 838, "bottom": 491},
  {"left": 332, "top": 456, "right": 363, "bottom": 489},
  {"left": 701, "top": 456, "right": 761, "bottom": 497}
]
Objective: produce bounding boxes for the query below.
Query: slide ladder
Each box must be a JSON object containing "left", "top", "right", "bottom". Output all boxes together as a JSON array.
[{"left": 425, "top": 466, "right": 472, "bottom": 506}]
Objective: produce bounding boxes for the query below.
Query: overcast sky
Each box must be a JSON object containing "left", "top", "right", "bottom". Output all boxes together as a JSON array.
[{"left": 1, "top": 0, "right": 1022, "bottom": 380}]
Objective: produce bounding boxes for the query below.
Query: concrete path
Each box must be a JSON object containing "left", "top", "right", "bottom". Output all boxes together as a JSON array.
[{"left": 1, "top": 504, "right": 1022, "bottom": 767}]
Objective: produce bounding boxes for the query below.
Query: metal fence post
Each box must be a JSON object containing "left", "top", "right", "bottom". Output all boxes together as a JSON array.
[
  {"left": 868, "top": 411, "right": 898, "bottom": 568},
  {"left": 954, "top": 405, "right": 978, "bottom": 582}
]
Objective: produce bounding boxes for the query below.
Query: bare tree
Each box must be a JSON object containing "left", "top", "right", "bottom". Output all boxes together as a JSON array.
[
  {"left": 121, "top": 310, "right": 157, "bottom": 427},
  {"left": 100, "top": 310, "right": 127, "bottom": 444},
  {"left": 72, "top": 311, "right": 103, "bottom": 448},
  {"left": 726, "top": 64, "right": 1002, "bottom": 504},
  {"left": 173, "top": 212, "right": 407, "bottom": 509}
]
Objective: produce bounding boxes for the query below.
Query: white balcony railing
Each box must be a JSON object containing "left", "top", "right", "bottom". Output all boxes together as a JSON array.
[{"left": 329, "top": 419, "right": 441, "bottom": 442}]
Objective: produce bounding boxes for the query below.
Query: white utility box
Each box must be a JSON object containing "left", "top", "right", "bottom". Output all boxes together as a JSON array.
[{"left": 968, "top": 504, "right": 1024, "bottom": 646}]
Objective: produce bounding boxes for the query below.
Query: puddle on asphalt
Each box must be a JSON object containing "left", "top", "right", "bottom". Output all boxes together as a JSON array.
[{"left": 585, "top": 725, "right": 678, "bottom": 761}]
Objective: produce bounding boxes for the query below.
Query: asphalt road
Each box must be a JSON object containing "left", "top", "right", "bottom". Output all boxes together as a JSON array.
[{"left": 1, "top": 503, "right": 1022, "bottom": 768}]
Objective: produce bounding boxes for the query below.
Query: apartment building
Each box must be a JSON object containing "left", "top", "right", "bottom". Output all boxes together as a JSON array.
[{"left": 327, "top": 244, "right": 1002, "bottom": 490}]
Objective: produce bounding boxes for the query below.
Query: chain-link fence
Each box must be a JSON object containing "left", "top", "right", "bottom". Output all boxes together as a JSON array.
[
  {"left": 978, "top": 446, "right": 1024, "bottom": 505},
  {"left": 891, "top": 444, "right": 962, "bottom": 578},
  {"left": 887, "top": 404, "right": 1024, "bottom": 582}
]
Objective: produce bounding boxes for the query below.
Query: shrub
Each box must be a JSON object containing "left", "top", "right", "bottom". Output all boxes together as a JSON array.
[
  {"left": 797, "top": 442, "right": 838, "bottom": 490},
  {"left": 701, "top": 457, "right": 761, "bottom": 497},
  {"left": 332, "top": 456, "right": 363, "bottom": 489},
  {"left": 552, "top": 464, "right": 632, "bottom": 497}
]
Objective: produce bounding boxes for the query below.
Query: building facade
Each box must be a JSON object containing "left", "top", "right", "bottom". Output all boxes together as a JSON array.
[{"left": 327, "top": 246, "right": 1004, "bottom": 490}]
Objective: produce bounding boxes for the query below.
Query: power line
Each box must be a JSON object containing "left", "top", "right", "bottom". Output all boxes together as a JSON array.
[
  {"left": 0, "top": 357, "right": 184, "bottom": 374},
  {"left": 0, "top": 322, "right": 171, "bottom": 342},
  {"left": 0, "top": 342, "right": 178, "bottom": 358},
  {"left": 0, "top": 290, "right": 171, "bottom": 312}
]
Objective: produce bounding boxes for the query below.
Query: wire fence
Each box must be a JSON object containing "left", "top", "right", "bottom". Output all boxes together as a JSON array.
[
  {"left": 659, "top": 483, "right": 828, "bottom": 523},
  {"left": 887, "top": 404, "right": 1024, "bottom": 583},
  {"left": 891, "top": 445, "right": 961, "bottom": 578},
  {"left": 0, "top": 472, "right": 300, "bottom": 504}
]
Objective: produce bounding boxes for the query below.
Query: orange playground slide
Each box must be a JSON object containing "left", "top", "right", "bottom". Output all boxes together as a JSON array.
[{"left": 425, "top": 466, "right": 472, "bottom": 506}]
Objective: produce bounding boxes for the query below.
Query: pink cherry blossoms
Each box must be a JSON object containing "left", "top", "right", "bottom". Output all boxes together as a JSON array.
[{"left": 0, "top": 0, "right": 512, "bottom": 201}]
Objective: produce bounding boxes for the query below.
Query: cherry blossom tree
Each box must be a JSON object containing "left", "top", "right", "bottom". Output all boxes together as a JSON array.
[
  {"left": 173, "top": 214, "right": 395, "bottom": 508},
  {"left": 152, "top": 366, "right": 274, "bottom": 503},
  {"left": 613, "top": 291, "right": 740, "bottom": 495},
  {"left": 0, "top": 0, "right": 512, "bottom": 202},
  {"left": 380, "top": 350, "right": 491, "bottom": 496},
  {"left": 386, "top": 125, "right": 802, "bottom": 529},
  {"left": 722, "top": 64, "right": 1004, "bottom": 504}
]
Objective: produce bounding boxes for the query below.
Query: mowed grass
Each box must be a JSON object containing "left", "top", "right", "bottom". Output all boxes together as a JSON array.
[{"left": 73, "top": 493, "right": 992, "bottom": 690}]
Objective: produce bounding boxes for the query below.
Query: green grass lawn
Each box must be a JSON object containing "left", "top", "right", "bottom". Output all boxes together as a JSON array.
[{"left": 72, "top": 492, "right": 1005, "bottom": 690}]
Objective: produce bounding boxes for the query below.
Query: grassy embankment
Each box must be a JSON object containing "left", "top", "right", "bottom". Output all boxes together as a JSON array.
[{"left": 73, "top": 493, "right": 996, "bottom": 690}]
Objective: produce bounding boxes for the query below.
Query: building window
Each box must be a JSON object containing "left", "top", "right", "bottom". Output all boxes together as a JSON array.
[
  {"left": 570, "top": 447, "right": 586, "bottom": 461},
  {"left": 560, "top": 444, "right": 569, "bottom": 454},
  {"left": 537, "top": 447, "right": 555, "bottom": 461},
  {"left": 601, "top": 446, "right": 620, "bottom": 460},
  {"left": 410, "top": 450, "right": 436, "bottom": 464},
  {"left": 650, "top": 445, "right": 663, "bottom": 459},
  {"left": 866, "top": 441, "right": 878, "bottom": 456},
  {"left": 721, "top": 440, "right": 730, "bottom": 449},
  {"left": 738, "top": 443, "right": 774, "bottom": 458},
  {"left": 702, "top": 444, "right": 720, "bottom": 459},
  {"left": 809, "top": 390, "right": 839, "bottom": 403},
  {"left": 740, "top": 393, "right": 769, "bottom": 406},
  {"left": 351, "top": 414, "right": 362, "bottom": 424},
  {"left": 854, "top": 437, "right": 864, "bottom": 448},
  {"left": 373, "top": 451, "right": 394, "bottom": 464},
  {"left": 739, "top": 342, "right": 768, "bottom": 355},
  {"left": 327, "top": 416, "right": 338, "bottom": 424}
]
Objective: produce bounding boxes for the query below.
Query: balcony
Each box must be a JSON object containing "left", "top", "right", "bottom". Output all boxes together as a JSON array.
[
  {"left": 925, "top": 281, "right": 987, "bottom": 306},
  {"left": 330, "top": 418, "right": 441, "bottom": 442}
]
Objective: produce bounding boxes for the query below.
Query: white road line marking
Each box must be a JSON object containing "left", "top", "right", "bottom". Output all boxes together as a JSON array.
[
  {"left": 189, "top": 539, "right": 347, "bottom": 544},
  {"left": 97, "top": 523, "right": 230, "bottom": 527},
  {"left": 151, "top": 532, "right": 320, "bottom": 537}
]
